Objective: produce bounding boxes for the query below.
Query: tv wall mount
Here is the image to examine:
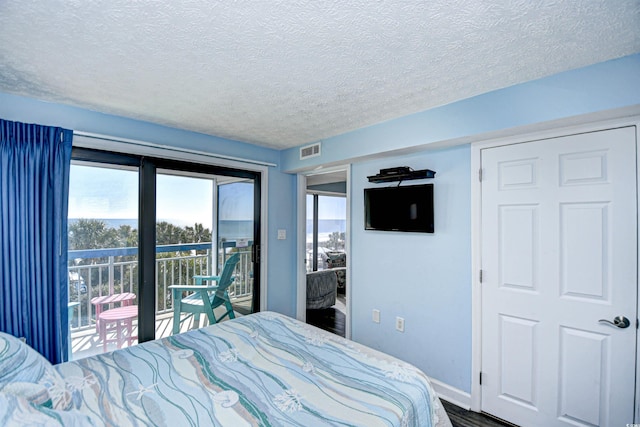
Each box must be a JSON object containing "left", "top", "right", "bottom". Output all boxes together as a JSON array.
[{"left": 367, "top": 167, "right": 436, "bottom": 183}]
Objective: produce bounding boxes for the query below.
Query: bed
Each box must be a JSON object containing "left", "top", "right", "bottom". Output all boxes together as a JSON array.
[{"left": 0, "top": 311, "right": 452, "bottom": 426}]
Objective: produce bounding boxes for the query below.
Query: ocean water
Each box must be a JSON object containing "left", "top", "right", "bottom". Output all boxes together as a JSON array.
[{"left": 305, "top": 219, "right": 346, "bottom": 234}]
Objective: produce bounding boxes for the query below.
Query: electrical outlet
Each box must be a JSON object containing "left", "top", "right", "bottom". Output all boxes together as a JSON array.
[
  {"left": 277, "top": 229, "right": 286, "bottom": 240},
  {"left": 372, "top": 309, "right": 380, "bottom": 323},
  {"left": 395, "top": 316, "right": 405, "bottom": 332}
]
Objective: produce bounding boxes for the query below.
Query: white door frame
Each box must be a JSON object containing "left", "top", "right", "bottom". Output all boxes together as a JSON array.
[
  {"left": 470, "top": 115, "right": 640, "bottom": 417},
  {"left": 296, "top": 165, "right": 352, "bottom": 339}
]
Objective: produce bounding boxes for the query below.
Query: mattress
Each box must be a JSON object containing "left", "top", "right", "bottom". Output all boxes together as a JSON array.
[{"left": 1, "top": 311, "right": 452, "bottom": 426}]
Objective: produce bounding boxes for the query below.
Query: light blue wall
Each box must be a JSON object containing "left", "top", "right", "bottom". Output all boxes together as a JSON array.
[
  {"left": 0, "top": 92, "right": 298, "bottom": 317},
  {"left": 281, "top": 53, "right": 640, "bottom": 171},
  {"left": 264, "top": 171, "right": 298, "bottom": 315},
  {"left": 351, "top": 145, "right": 471, "bottom": 391},
  {"left": 281, "top": 54, "right": 640, "bottom": 394}
]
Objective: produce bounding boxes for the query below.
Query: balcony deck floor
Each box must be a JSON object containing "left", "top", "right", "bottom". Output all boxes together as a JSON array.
[{"left": 70, "top": 298, "right": 251, "bottom": 360}]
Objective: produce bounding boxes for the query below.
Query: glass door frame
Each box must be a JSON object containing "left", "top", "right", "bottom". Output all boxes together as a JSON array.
[{"left": 71, "top": 147, "right": 262, "bottom": 344}]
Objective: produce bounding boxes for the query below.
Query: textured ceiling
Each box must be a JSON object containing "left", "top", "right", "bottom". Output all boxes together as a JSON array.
[{"left": 0, "top": 1, "right": 639, "bottom": 150}]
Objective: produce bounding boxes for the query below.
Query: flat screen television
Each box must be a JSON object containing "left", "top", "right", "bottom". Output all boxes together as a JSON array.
[{"left": 364, "top": 184, "right": 434, "bottom": 233}]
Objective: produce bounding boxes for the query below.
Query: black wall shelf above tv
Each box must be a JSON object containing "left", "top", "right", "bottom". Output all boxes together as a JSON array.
[{"left": 367, "top": 168, "right": 436, "bottom": 183}]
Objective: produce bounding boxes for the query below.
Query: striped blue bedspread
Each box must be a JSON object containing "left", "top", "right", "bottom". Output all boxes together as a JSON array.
[{"left": 46, "top": 312, "right": 450, "bottom": 426}]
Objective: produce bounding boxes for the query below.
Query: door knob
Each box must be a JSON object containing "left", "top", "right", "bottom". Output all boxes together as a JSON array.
[{"left": 598, "top": 316, "right": 631, "bottom": 329}]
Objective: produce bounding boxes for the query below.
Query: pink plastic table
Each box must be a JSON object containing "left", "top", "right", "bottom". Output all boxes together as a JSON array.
[
  {"left": 91, "top": 292, "right": 136, "bottom": 332},
  {"left": 98, "top": 305, "right": 138, "bottom": 352}
]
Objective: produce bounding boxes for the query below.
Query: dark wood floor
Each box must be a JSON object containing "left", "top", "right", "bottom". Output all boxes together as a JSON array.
[
  {"left": 306, "top": 293, "right": 347, "bottom": 337},
  {"left": 305, "top": 306, "right": 346, "bottom": 337},
  {"left": 442, "top": 401, "right": 516, "bottom": 427}
]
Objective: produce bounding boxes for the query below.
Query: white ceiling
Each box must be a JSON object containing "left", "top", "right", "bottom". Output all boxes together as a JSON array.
[{"left": 0, "top": 1, "right": 638, "bottom": 150}]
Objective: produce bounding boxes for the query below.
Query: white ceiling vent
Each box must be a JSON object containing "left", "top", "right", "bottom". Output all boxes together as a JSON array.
[{"left": 300, "top": 143, "right": 321, "bottom": 160}]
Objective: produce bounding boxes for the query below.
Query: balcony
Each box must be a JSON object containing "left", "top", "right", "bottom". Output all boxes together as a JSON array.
[{"left": 68, "top": 241, "right": 253, "bottom": 359}]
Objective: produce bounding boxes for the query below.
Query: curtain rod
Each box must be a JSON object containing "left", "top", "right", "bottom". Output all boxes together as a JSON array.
[{"left": 72, "top": 131, "right": 277, "bottom": 168}]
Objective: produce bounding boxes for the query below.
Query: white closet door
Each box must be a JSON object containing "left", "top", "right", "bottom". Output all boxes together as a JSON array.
[{"left": 481, "top": 126, "right": 637, "bottom": 426}]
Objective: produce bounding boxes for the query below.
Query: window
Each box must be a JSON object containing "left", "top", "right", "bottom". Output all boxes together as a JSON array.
[{"left": 67, "top": 148, "right": 261, "bottom": 359}]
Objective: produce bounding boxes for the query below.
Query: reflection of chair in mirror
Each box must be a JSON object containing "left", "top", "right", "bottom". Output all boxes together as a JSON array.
[{"left": 169, "top": 253, "right": 240, "bottom": 335}]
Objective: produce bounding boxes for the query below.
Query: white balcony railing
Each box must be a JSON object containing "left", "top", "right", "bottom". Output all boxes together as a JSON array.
[{"left": 68, "top": 242, "right": 253, "bottom": 331}]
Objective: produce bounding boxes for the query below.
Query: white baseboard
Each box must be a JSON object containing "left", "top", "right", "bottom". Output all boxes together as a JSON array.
[{"left": 429, "top": 377, "right": 471, "bottom": 410}]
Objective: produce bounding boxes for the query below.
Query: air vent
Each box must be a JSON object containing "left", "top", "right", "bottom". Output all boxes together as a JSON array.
[{"left": 300, "top": 143, "right": 321, "bottom": 160}]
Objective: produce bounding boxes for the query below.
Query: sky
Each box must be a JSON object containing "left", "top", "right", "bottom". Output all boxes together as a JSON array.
[{"left": 68, "top": 165, "right": 253, "bottom": 227}]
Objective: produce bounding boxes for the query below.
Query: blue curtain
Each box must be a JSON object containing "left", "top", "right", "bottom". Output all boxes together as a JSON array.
[{"left": 0, "top": 119, "right": 72, "bottom": 364}]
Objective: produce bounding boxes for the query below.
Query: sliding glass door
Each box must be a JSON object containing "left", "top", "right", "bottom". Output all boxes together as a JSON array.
[
  {"left": 155, "top": 171, "right": 215, "bottom": 335},
  {"left": 67, "top": 148, "right": 261, "bottom": 359}
]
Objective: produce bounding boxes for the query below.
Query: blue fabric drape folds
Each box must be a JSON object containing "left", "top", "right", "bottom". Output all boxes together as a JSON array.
[{"left": 0, "top": 118, "right": 72, "bottom": 363}]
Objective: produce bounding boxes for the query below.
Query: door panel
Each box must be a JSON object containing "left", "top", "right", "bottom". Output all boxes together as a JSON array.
[
  {"left": 156, "top": 171, "right": 215, "bottom": 333},
  {"left": 561, "top": 203, "right": 608, "bottom": 299},
  {"left": 558, "top": 326, "right": 606, "bottom": 425},
  {"left": 499, "top": 314, "right": 538, "bottom": 408},
  {"left": 481, "top": 126, "right": 637, "bottom": 426},
  {"left": 218, "top": 180, "right": 257, "bottom": 315},
  {"left": 499, "top": 205, "right": 538, "bottom": 290}
]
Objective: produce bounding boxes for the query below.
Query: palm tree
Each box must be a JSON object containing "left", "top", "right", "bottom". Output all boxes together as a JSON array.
[
  {"left": 156, "top": 221, "right": 185, "bottom": 245},
  {"left": 68, "top": 219, "right": 118, "bottom": 251}
]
